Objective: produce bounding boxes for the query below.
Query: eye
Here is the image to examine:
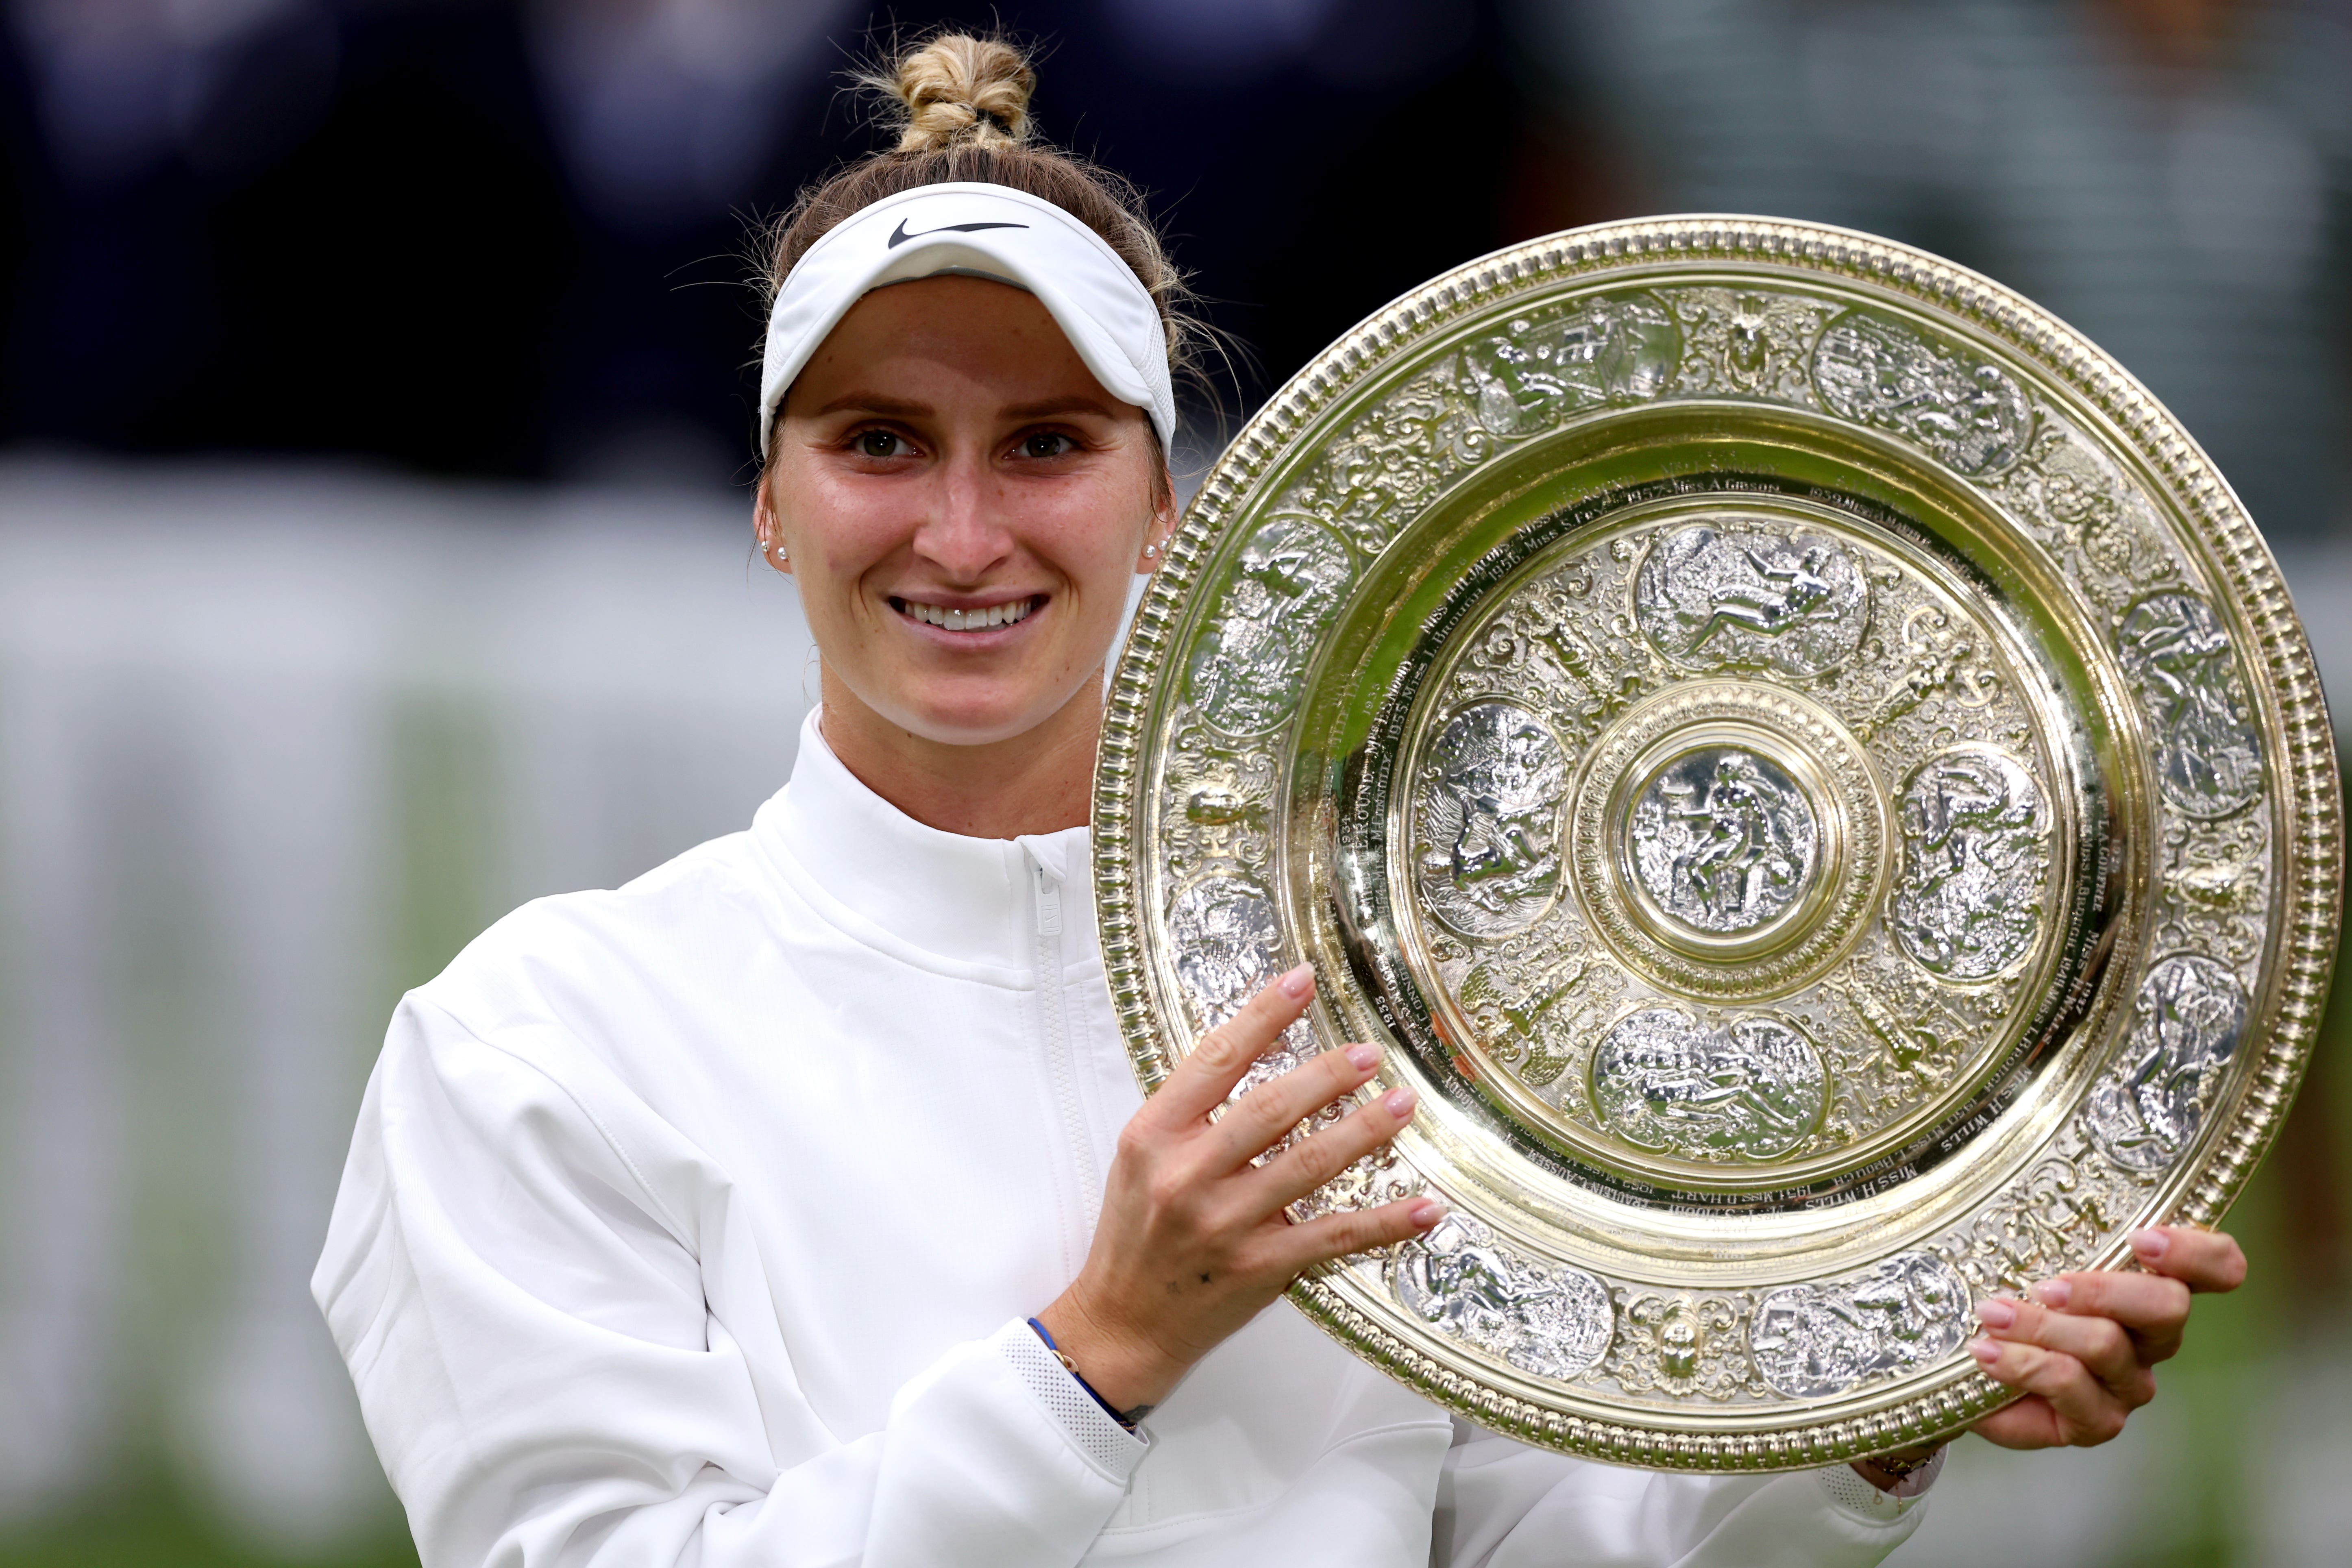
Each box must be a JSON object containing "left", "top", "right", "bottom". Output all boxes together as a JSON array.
[
  {"left": 855, "top": 428, "right": 911, "bottom": 459},
  {"left": 1019, "top": 431, "right": 1076, "bottom": 460}
]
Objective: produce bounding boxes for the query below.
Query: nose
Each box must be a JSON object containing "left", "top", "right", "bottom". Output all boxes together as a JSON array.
[{"left": 910, "top": 446, "right": 1015, "bottom": 581}]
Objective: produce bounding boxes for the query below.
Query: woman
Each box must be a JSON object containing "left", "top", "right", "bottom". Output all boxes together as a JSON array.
[{"left": 314, "top": 33, "right": 2245, "bottom": 1568}]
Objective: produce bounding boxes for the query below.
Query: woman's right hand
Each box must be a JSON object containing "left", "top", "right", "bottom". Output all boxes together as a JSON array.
[{"left": 1035, "top": 963, "right": 1444, "bottom": 1416}]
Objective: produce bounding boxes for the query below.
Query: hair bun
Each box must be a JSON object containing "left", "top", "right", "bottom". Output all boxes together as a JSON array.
[{"left": 888, "top": 34, "right": 1036, "bottom": 152}]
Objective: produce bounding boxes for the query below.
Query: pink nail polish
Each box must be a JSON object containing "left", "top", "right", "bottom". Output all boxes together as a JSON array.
[
  {"left": 1345, "top": 1044, "right": 1380, "bottom": 1071},
  {"left": 1970, "top": 1337, "right": 2002, "bottom": 1365},
  {"left": 1385, "top": 1087, "right": 1418, "bottom": 1118},
  {"left": 2031, "top": 1278, "right": 2071, "bottom": 1309},
  {"left": 1976, "top": 1299, "right": 2017, "bottom": 1329},
  {"left": 1409, "top": 1200, "right": 1447, "bottom": 1228},
  {"left": 1278, "top": 963, "right": 1315, "bottom": 1000},
  {"left": 2131, "top": 1228, "right": 2169, "bottom": 1261}
]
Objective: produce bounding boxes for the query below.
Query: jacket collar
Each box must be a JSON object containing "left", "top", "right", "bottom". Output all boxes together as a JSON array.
[{"left": 756, "top": 708, "right": 1096, "bottom": 975}]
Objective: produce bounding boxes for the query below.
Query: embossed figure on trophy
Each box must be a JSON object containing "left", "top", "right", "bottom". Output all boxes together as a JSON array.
[
  {"left": 1184, "top": 515, "right": 1355, "bottom": 735},
  {"left": 1634, "top": 524, "right": 1869, "bottom": 676},
  {"left": 1835, "top": 977, "right": 1943, "bottom": 1080},
  {"left": 2115, "top": 593, "right": 2264, "bottom": 818},
  {"left": 1810, "top": 311, "right": 2032, "bottom": 475},
  {"left": 1422, "top": 1235, "right": 1552, "bottom": 1332},
  {"left": 1610, "top": 1294, "right": 1758, "bottom": 1400},
  {"left": 2171, "top": 847, "right": 2252, "bottom": 911},
  {"left": 1687, "top": 547, "right": 1836, "bottom": 646},
  {"left": 1673, "top": 756, "right": 1803, "bottom": 928},
  {"left": 2086, "top": 955, "right": 2248, "bottom": 1174},
  {"left": 1460, "top": 951, "right": 1596, "bottom": 1089},
  {"left": 1461, "top": 293, "right": 1678, "bottom": 438},
  {"left": 1857, "top": 603, "right": 1998, "bottom": 741},
  {"left": 1725, "top": 298, "right": 1774, "bottom": 384},
  {"left": 1465, "top": 333, "right": 1573, "bottom": 436},
  {"left": 1168, "top": 874, "right": 1283, "bottom": 1032},
  {"left": 1893, "top": 747, "right": 2049, "bottom": 981},
  {"left": 1452, "top": 758, "right": 1559, "bottom": 893},
  {"left": 1629, "top": 749, "right": 1817, "bottom": 937},
  {"left": 1916, "top": 365, "right": 2028, "bottom": 462},
  {"left": 1592, "top": 1010, "right": 1829, "bottom": 1161},
  {"left": 1665, "top": 287, "right": 1834, "bottom": 402},
  {"left": 1417, "top": 703, "right": 1569, "bottom": 937},
  {"left": 1845, "top": 1255, "right": 1966, "bottom": 1360},
  {"left": 1750, "top": 1254, "right": 1972, "bottom": 1400},
  {"left": 1392, "top": 1215, "right": 1615, "bottom": 1381}
]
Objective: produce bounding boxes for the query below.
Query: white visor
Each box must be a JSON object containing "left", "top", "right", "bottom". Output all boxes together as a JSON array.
[{"left": 757, "top": 181, "right": 1176, "bottom": 455}]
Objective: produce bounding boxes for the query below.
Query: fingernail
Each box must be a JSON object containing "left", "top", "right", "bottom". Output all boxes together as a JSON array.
[
  {"left": 1970, "top": 1337, "right": 2003, "bottom": 1366},
  {"left": 1975, "top": 1298, "right": 2017, "bottom": 1330},
  {"left": 2031, "top": 1278, "right": 2071, "bottom": 1309},
  {"left": 1345, "top": 1044, "right": 1380, "bottom": 1071},
  {"left": 1278, "top": 963, "right": 1315, "bottom": 1000},
  {"left": 1409, "top": 1199, "right": 1447, "bottom": 1229},
  {"left": 2131, "top": 1228, "right": 2169, "bottom": 1261},
  {"left": 1385, "top": 1087, "right": 1418, "bottom": 1119}
]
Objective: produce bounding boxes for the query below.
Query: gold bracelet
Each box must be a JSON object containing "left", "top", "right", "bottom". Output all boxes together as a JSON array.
[{"left": 1027, "top": 1317, "right": 1154, "bottom": 1427}]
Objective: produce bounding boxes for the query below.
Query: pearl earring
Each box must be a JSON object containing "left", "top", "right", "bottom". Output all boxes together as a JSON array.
[
  {"left": 768, "top": 539, "right": 789, "bottom": 562},
  {"left": 1144, "top": 541, "right": 1160, "bottom": 559}
]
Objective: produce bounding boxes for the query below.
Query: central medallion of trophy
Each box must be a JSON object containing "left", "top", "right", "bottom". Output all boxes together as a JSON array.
[
  {"left": 1394, "top": 488, "right": 2067, "bottom": 1191},
  {"left": 1625, "top": 745, "right": 1817, "bottom": 940},
  {"left": 1567, "top": 679, "right": 1884, "bottom": 1003}
]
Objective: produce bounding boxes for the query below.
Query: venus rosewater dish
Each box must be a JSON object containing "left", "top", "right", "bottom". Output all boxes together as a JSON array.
[{"left": 1100, "top": 216, "right": 2338, "bottom": 1470}]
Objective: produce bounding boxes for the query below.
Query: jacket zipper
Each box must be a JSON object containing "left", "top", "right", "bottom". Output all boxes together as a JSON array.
[{"left": 1031, "top": 857, "right": 1102, "bottom": 1252}]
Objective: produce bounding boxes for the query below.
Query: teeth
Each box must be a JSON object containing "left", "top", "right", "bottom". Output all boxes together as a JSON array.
[{"left": 902, "top": 597, "right": 1035, "bottom": 631}]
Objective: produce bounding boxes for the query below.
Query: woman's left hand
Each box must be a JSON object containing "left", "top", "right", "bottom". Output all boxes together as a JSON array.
[{"left": 1966, "top": 1225, "right": 2247, "bottom": 1448}]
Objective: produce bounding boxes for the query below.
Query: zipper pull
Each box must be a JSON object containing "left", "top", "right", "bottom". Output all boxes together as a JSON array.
[{"left": 1033, "top": 862, "right": 1063, "bottom": 937}]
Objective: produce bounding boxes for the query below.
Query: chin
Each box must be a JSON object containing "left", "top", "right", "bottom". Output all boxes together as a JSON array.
[{"left": 890, "top": 695, "right": 1069, "bottom": 749}]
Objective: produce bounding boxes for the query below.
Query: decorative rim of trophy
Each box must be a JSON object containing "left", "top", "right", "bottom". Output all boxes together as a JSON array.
[{"left": 1093, "top": 216, "right": 2341, "bottom": 1470}]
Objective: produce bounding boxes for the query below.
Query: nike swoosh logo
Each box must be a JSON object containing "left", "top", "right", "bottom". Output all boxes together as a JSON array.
[{"left": 887, "top": 218, "right": 1030, "bottom": 248}]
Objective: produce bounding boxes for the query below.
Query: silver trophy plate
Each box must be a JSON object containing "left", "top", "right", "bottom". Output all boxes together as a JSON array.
[{"left": 1091, "top": 217, "right": 2339, "bottom": 1469}]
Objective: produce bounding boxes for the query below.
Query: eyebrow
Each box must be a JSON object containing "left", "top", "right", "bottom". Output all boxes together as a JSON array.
[
  {"left": 999, "top": 395, "right": 1123, "bottom": 421},
  {"left": 800, "top": 391, "right": 1126, "bottom": 422},
  {"left": 805, "top": 392, "right": 934, "bottom": 419}
]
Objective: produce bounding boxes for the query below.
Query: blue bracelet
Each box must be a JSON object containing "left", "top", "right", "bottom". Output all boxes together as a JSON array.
[{"left": 1026, "top": 1317, "right": 1152, "bottom": 1429}]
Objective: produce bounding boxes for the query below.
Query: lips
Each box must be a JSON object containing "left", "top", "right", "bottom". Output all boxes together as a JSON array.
[{"left": 891, "top": 595, "right": 1043, "bottom": 632}]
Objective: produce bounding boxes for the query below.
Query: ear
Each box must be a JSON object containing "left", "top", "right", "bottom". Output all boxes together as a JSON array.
[
  {"left": 753, "top": 479, "right": 793, "bottom": 575},
  {"left": 1135, "top": 464, "right": 1178, "bottom": 573}
]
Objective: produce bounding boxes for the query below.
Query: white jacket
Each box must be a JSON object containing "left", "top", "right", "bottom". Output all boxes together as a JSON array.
[{"left": 314, "top": 711, "right": 1933, "bottom": 1567}]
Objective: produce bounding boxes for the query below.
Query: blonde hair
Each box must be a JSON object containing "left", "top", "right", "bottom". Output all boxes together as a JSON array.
[
  {"left": 871, "top": 33, "right": 1036, "bottom": 150},
  {"left": 759, "top": 31, "right": 1210, "bottom": 465}
]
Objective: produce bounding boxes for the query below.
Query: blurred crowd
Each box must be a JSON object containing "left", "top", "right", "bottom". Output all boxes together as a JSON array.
[
  {"left": 2, "top": 4, "right": 2350, "bottom": 1566},
  {"left": 5, "top": 2, "right": 2338, "bottom": 526}
]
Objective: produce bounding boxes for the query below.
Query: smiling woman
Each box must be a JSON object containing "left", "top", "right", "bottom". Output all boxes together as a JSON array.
[
  {"left": 757, "top": 272, "right": 1168, "bottom": 833},
  {"left": 310, "top": 28, "right": 2244, "bottom": 1568}
]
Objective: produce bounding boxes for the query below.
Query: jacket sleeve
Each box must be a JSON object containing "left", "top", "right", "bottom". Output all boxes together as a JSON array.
[
  {"left": 1434, "top": 1420, "right": 1931, "bottom": 1568},
  {"left": 311, "top": 995, "right": 1144, "bottom": 1568}
]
